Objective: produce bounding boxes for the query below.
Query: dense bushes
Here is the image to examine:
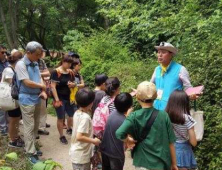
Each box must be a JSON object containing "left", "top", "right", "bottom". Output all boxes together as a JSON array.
[{"left": 64, "top": 31, "right": 157, "bottom": 89}]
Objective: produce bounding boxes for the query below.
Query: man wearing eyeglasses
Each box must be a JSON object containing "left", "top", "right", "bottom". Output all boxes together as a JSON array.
[
  {"left": 0, "top": 45, "right": 8, "bottom": 79},
  {"left": 0, "top": 45, "right": 9, "bottom": 136},
  {"left": 150, "top": 42, "right": 193, "bottom": 110},
  {"left": 15, "top": 41, "right": 47, "bottom": 164}
]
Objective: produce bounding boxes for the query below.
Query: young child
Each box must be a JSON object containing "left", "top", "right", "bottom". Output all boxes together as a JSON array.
[
  {"left": 91, "top": 74, "right": 108, "bottom": 114},
  {"left": 100, "top": 93, "right": 133, "bottom": 170},
  {"left": 91, "top": 77, "right": 120, "bottom": 170},
  {"left": 165, "top": 90, "right": 197, "bottom": 170},
  {"left": 69, "top": 88, "right": 101, "bottom": 170},
  {"left": 116, "top": 81, "right": 178, "bottom": 170}
]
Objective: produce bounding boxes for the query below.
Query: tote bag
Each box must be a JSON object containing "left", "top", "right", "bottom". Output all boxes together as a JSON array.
[
  {"left": 0, "top": 82, "right": 18, "bottom": 111},
  {"left": 190, "top": 109, "right": 204, "bottom": 141}
]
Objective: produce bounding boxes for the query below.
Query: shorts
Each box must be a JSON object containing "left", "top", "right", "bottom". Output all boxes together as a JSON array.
[
  {"left": 73, "top": 104, "right": 78, "bottom": 113},
  {"left": 55, "top": 99, "right": 74, "bottom": 119},
  {"left": 72, "top": 162, "right": 90, "bottom": 170},
  {"left": 8, "top": 107, "right": 22, "bottom": 117}
]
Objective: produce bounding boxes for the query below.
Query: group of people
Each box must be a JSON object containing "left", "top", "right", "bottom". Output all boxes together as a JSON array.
[{"left": 0, "top": 41, "right": 199, "bottom": 170}]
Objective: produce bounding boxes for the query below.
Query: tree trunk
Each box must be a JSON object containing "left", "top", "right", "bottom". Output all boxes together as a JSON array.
[
  {"left": 0, "top": 0, "right": 13, "bottom": 49},
  {"left": 9, "top": 0, "right": 18, "bottom": 48}
]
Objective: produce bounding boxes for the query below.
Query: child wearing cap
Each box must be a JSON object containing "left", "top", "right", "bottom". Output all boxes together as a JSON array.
[{"left": 116, "top": 81, "right": 178, "bottom": 170}]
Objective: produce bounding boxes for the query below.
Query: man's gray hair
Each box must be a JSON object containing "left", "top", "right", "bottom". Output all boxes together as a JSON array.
[{"left": 26, "top": 41, "right": 43, "bottom": 53}]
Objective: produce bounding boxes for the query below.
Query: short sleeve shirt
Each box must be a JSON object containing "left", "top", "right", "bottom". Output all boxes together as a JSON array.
[
  {"left": 1, "top": 67, "right": 14, "bottom": 83},
  {"left": 0, "top": 60, "right": 9, "bottom": 80},
  {"left": 69, "top": 110, "right": 93, "bottom": 164},
  {"left": 100, "top": 110, "right": 125, "bottom": 159},
  {"left": 172, "top": 114, "right": 196, "bottom": 142},
  {"left": 15, "top": 55, "right": 41, "bottom": 105},
  {"left": 116, "top": 108, "right": 176, "bottom": 170},
  {"left": 50, "top": 70, "right": 74, "bottom": 100},
  {"left": 102, "top": 95, "right": 116, "bottom": 114}
]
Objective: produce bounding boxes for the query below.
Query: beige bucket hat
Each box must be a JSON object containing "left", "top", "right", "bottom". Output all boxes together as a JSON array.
[{"left": 155, "top": 42, "right": 178, "bottom": 55}]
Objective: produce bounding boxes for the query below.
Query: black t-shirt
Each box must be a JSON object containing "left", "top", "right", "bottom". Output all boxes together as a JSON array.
[
  {"left": 92, "top": 90, "right": 106, "bottom": 114},
  {"left": 100, "top": 110, "right": 125, "bottom": 159},
  {"left": 50, "top": 70, "right": 74, "bottom": 100}
]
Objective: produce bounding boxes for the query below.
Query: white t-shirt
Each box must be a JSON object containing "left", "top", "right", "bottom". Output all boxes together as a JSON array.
[
  {"left": 1, "top": 67, "right": 14, "bottom": 84},
  {"left": 173, "top": 114, "right": 196, "bottom": 142},
  {"left": 69, "top": 110, "right": 94, "bottom": 164}
]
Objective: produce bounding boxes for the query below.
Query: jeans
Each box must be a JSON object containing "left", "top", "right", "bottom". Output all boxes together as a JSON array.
[{"left": 0, "top": 109, "right": 8, "bottom": 132}]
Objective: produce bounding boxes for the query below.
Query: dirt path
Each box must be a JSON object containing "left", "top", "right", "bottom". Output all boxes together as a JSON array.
[{"left": 39, "top": 114, "right": 135, "bottom": 170}]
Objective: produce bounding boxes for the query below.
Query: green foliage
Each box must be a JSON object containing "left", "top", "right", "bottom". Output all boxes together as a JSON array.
[
  {"left": 63, "top": 0, "right": 222, "bottom": 169},
  {"left": 64, "top": 31, "right": 156, "bottom": 89},
  {"left": 0, "top": 136, "right": 32, "bottom": 170}
]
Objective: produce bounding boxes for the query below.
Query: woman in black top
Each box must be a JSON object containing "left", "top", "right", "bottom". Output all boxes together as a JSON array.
[{"left": 51, "top": 55, "right": 75, "bottom": 144}]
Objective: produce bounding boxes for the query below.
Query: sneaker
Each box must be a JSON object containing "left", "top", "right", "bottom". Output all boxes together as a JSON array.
[
  {"left": 38, "top": 130, "right": 49, "bottom": 135},
  {"left": 16, "top": 136, "right": 25, "bottom": 146},
  {"left": 29, "top": 154, "right": 39, "bottom": 164},
  {"left": 46, "top": 123, "right": 51, "bottom": 128},
  {"left": 8, "top": 140, "right": 23, "bottom": 148},
  {"left": 60, "top": 136, "right": 68, "bottom": 145},
  {"left": 97, "top": 163, "right": 102, "bottom": 169},
  {"left": 1, "top": 129, "right": 8, "bottom": 136},
  {"left": 66, "top": 129, "right": 72, "bottom": 135}
]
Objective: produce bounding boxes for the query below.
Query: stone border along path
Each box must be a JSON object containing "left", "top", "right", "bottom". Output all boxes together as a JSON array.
[{"left": 38, "top": 114, "right": 135, "bottom": 170}]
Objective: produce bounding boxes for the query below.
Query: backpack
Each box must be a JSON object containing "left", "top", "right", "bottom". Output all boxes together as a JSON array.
[
  {"left": 10, "top": 66, "right": 20, "bottom": 100},
  {"left": 92, "top": 97, "right": 114, "bottom": 135}
]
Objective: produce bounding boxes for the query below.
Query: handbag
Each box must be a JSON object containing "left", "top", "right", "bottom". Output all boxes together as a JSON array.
[
  {"left": 131, "top": 109, "right": 158, "bottom": 158},
  {"left": 0, "top": 72, "right": 18, "bottom": 111},
  {"left": 190, "top": 100, "right": 204, "bottom": 141},
  {"left": 190, "top": 109, "right": 204, "bottom": 141}
]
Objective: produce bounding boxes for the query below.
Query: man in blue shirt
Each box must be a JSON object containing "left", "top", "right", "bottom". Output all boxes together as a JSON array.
[
  {"left": 0, "top": 45, "right": 9, "bottom": 136},
  {"left": 15, "top": 41, "right": 47, "bottom": 163},
  {"left": 150, "top": 42, "right": 195, "bottom": 110}
]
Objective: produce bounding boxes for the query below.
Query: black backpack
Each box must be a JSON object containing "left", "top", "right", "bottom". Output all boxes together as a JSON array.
[{"left": 9, "top": 66, "right": 20, "bottom": 100}]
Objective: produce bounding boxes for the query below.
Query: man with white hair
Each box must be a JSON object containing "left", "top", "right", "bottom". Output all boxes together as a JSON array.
[
  {"left": 151, "top": 42, "right": 193, "bottom": 110},
  {"left": 15, "top": 41, "right": 47, "bottom": 163}
]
